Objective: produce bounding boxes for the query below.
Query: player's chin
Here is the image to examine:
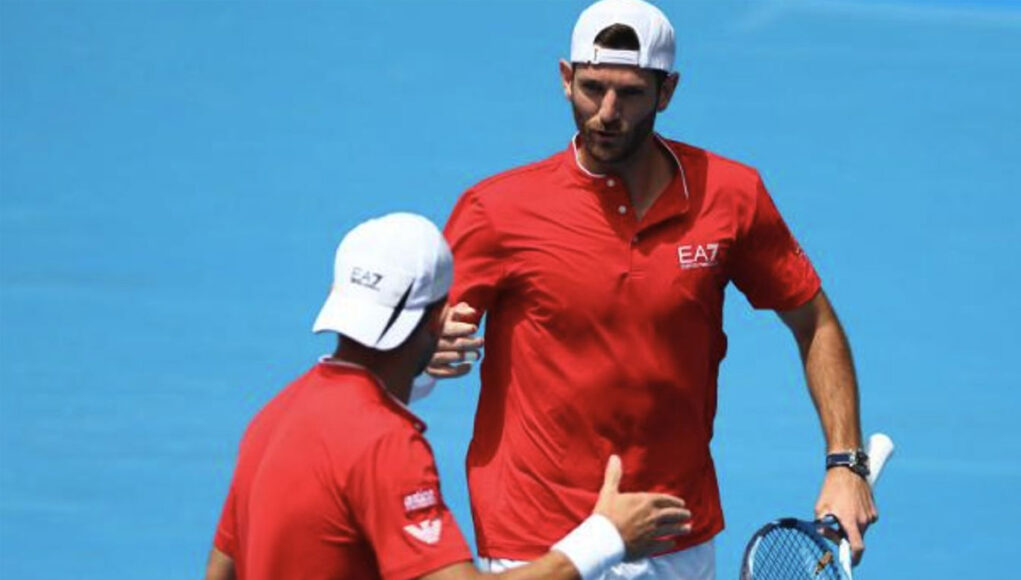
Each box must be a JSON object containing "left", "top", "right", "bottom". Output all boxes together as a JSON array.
[{"left": 586, "top": 142, "right": 629, "bottom": 164}]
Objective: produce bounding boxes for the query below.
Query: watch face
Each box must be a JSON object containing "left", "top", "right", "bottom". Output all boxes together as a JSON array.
[
  {"left": 826, "top": 450, "right": 870, "bottom": 478},
  {"left": 856, "top": 451, "right": 871, "bottom": 472}
]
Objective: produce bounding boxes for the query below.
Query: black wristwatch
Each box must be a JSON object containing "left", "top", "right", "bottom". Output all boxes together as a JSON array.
[{"left": 826, "top": 449, "right": 870, "bottom": 480}]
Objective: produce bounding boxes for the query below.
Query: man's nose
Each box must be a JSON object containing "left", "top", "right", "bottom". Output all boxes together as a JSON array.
[{"left": 597, "top": 90, "right": 621, "bottom": 125}]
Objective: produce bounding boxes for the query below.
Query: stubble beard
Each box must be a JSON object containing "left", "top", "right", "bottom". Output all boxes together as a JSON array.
[{"left": 572, "top": 100, "right": 658, "bottom": 168}]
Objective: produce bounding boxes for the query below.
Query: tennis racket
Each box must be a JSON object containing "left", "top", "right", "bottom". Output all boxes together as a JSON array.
[{"left": 739, "top": 433, "right": 895, "bottom": 580}]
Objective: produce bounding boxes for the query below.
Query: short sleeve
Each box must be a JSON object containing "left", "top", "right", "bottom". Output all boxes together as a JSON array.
[
  {"left": 444, "top": 189, "right": 505, "bottom": 320},
  {"left": 729, "top": 176, "right": 821, "bottom": 310},
  {"left": 213, "top": 482, "right": 238, "bottom": 557},
  {"left": 346, "top": 429, "right": 472, "bottom": 580}
]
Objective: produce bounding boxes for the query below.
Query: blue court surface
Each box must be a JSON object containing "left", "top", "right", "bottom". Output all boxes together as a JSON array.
[{"left": 2, "top": 1, "right": 1019, "bottom": 578}]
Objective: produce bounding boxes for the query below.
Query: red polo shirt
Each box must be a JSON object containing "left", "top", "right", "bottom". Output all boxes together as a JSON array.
[
  {"left": 213, "top": 362, "right": 472, "bottom": 580},
  {"left": 444, "top": 136, "right": 820, "bottom": 560}
]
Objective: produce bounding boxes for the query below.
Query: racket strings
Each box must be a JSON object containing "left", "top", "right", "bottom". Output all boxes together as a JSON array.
[{"left": 748, "top": 526, "right": 844, "bottom": 580}]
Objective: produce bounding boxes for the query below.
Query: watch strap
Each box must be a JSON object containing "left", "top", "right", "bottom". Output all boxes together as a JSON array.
[{"left": 826, "top": 449, "right": 870, "bottom": 478}]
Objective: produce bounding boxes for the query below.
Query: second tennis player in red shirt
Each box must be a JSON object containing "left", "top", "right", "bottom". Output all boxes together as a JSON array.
[{"left": 429, "top": 1, "right": 878, "bottom": 577}]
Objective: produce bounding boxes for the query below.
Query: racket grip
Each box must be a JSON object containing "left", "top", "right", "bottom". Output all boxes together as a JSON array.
[
  {"left": 825, "top": 433, "right": 893, "bottom": 577},
  {"left": 838, "top": 539, "right": 854, "bottom": 578},
  {"left": 865, "top": 433, "right": 895, "bottom": 488}
]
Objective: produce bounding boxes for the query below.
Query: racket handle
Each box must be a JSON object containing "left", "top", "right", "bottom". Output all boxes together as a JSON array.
[
  {"left": 838, "top": 539, "right": 854, "bottom": 578},
  {"left": 834, "top": 432, "right": 894, "bottom": 576},
  {"left": 865, "top": 433, "right": 895, "bottom": 488}
]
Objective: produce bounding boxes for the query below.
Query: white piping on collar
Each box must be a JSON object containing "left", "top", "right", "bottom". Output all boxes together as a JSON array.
[
  {"left": 572, "top": 133, "right": 608, "bottom": 178},
  {"left": 655, "top": 134, "right": 690, "bottom": 201},
  {"left": 571, "top": 132, "right": 690, "bottom": 200},
  {"left": 318, "top": 355, "right": 420, "bottom": 422}
]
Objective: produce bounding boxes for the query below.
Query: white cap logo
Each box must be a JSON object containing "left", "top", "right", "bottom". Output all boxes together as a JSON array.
[
  {"left": 350, "top": 267, "right": 384, "bottom": 290},
  {"left": 312, "top": 213, "right": 452, "bottom": 351}
]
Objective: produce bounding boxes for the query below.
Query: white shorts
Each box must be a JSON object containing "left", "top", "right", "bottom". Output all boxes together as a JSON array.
[{"left": 479, "top": 539, "right": 715, "bottom": 580}]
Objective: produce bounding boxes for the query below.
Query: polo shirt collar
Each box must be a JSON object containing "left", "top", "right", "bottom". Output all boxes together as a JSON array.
[
  {"left": 317, "top": 356, "right": 427, "bottom": 432},
  {"left": 563, "top": 133, "right": 691, "bottom": 220}
]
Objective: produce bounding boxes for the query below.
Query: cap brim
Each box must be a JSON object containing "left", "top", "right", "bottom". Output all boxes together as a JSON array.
[{"left": 313, "top": 291, "right": 425, "bottom": 351}]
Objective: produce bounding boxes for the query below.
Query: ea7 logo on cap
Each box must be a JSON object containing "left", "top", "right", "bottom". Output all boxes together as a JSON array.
[
  {"left": 350, "top": 267, "right": 383, "bottom": 290},
  {"left": 678, "top": 243, "right": 721, "bottom": 270}
]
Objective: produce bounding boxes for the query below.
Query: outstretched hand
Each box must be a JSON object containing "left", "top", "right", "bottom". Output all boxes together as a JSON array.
[{"left": 593, "top": 455, "right": 692, "bottom": 560}]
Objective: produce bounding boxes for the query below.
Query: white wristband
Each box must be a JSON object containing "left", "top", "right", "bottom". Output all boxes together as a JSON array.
[{"left": 551, "top": 514, "right": 625, "bottom": 580}]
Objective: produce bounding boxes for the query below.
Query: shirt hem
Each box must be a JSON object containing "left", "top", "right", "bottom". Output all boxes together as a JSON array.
[
  {"left": 385, "top": 550, "right": 474, "bottom": 580},
  {"left": 212, "top": 532, "right": 234, "bottom": 559},
  {"left": 477, "top": 521, "right": 724, "bottom": 562}
]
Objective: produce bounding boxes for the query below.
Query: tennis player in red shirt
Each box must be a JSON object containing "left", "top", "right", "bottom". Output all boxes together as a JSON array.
[
  {"left": 428, "top": 1, "right": 879, "bottom": 577},
  {"left": 204, "top": 213, "right": 692, "bottom": 580}
]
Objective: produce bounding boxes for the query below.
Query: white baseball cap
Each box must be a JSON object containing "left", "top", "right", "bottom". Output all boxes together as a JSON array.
[
  {"left": 570, "top": 0, "right": 675, "bottom": 73},
  {"left": 313, "top": 213, "right": 453, "bottom": 351}
]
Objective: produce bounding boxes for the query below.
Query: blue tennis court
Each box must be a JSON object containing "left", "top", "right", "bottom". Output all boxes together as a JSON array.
[{"left": 2, "top": 1, "right": 1018, "bottom": 577}]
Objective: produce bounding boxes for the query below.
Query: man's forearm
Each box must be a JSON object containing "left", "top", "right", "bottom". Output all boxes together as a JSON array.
[
  {"left": 782, "top": 291, "right": 863, "bottom": 452},
  {"left": 803, "top": 315, "right": 862, "bottom": 451},
  {"left": 782, "top": 291, "right": 876, "bottom": 564}
]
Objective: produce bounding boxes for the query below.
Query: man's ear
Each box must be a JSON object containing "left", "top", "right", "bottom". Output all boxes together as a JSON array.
[
  {"left": 559, "top": 59, "right": 575, "bottom": 101},
  {"left": 657, "top": 72, "right": 680, "bottom": 112}
]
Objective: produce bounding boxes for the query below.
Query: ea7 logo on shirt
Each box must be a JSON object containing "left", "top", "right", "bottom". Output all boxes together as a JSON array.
[
  {"left": 404, "top": 518, "right": 442, "bottom": 545},
  {"left": 403, "top": 488, "right": 438, "bottom": 514},
  {"left": 350, "top": 267, "right": 383, "bottom": 290},
  {"left": 678, "top": 243, "right": 721, "bottom": 269}
]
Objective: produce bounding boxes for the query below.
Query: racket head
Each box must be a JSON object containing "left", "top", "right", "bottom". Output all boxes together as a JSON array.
[{"left": 740, "top": 518, "right": 850, "bottom": 580}]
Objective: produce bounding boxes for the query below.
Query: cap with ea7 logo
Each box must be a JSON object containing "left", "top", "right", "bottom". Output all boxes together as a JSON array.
[{"left": 312, "top": 213, "right": 453, "bottom": 350}]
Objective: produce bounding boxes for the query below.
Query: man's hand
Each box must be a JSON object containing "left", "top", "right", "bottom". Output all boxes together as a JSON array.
[
  {"left": 427, "top": 302, "right": 484, "bottom": 379},
  {"left": 815, "top": 467, "right": 878, "bottom": 565},
  {"left": 593, "top": 455, "right": 692, "bottom": 560}
]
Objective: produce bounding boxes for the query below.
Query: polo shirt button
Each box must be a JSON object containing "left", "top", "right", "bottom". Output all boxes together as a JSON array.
[
  {"left": 632, "top": 235, "right": 639, "bottom": 243},
  {"left": 607, "top": 178, "right": 616, "bottom": 187},
  {"left": 617, "top": 205, "right": 627, "bottom": 215}
]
